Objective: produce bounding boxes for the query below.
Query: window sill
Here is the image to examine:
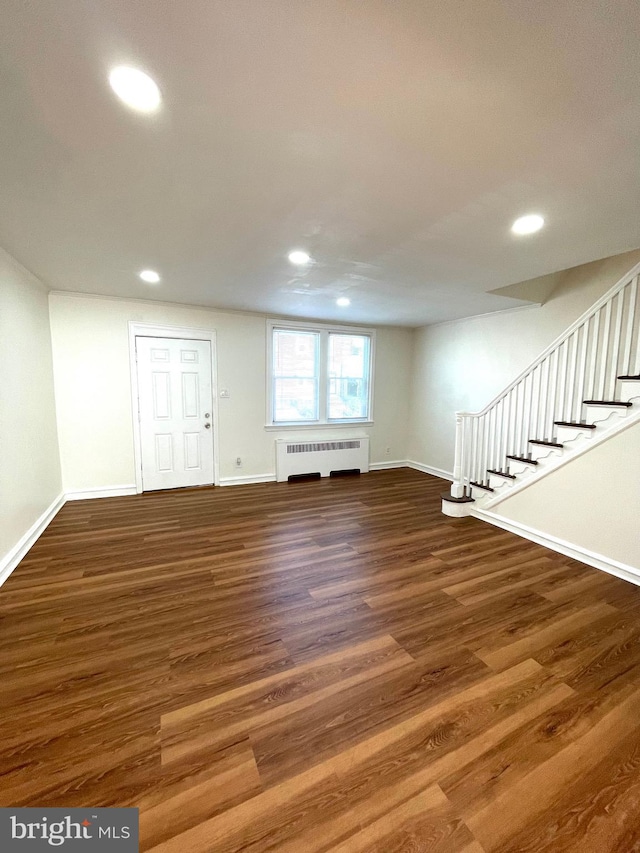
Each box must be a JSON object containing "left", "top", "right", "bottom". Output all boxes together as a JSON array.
[{"left": 265, "top": 421, "right": 374, "bottom": 431}]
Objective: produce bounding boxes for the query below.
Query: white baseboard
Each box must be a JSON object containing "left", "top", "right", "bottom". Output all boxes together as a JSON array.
[
  {"left": 406, "top": 460, "right": 454, "bottom": 481},
  {"left": 219, "top": 473, "right": 277, "bottom": 487},
  {"left": 369, "top": 460, "right": 408, "bottom": 471},
  {"left": 472, "top": 507, "right": 640, "bottom": 587},
  {"left": 0, "top": 493, "right": 66, "bottom": 587},
  {"left": 65, "top": 484, "right": 138, "bottom": 501}
]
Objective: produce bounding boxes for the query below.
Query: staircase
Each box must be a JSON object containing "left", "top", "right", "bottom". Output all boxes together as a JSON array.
[{"left": 442, "top": 261, "right": 640, "bottom": 517}]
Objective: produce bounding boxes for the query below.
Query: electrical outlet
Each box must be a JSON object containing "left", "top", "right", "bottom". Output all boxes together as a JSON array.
[
  {"left": 385, "top": 446, "right": 391, "bottom": 455},
  {"left": 220, "top": 389, "right": 230, "bottom": 398},
  {"left": 235, "top": 456, "right": 242, "bottom": 467}
]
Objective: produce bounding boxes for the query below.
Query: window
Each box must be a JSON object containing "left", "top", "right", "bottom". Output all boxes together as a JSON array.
[
  {"left": 328, "top": 333, "right": 370, "bottom": 419},
  {"left": 272, "top": 329, "right": 319, "bottom": 422},
  {"left": 268, "top": 321, "right": 374, "bottom": 425}
]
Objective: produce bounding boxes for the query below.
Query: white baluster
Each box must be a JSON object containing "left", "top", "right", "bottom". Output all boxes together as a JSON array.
[
  {"left": 530, "top": 366, "right": 538, "bottom": 440},
  {"left": 470, "top": 417, "right": 478, "bottom": 485},
  {"left": 586, "top": 309, "right": 600, "bottom": 401},
  {"left": 500, "top": 397, "right": 507, "bottom": 466},
  {"left": 484, "top": 412, "right": 490, "bottom": 480},
  {"left": 522, "top": 374, "right": 531, "bottom": 453},
  {"left": 598, "top": 300, "right": 612, "bottom": 399},
  {"left": 483, "top": 411, "right": 490, "bottom": 483},
  {"left": 575, "top": 322, "right": 588, "bottom": 423},
  {"left": 610, "top": 290, "right": 625, "bottom": 398},
  {"left": 516, "top": 378, "right": 527, "bottom": 456},
  {"left": 565, "top": 332, "right": 578, "bottom": 422},
  {"left": 495, "top": 399, "right": 503, "bottom": 471},
  {"left": 485, "top": 406, "right": 493, "bottom": 473},
  {"left": 539, "top": 357, "right": 549, "bottom": 439},
  {"left": 547, "top": 348, "right": 559, "bottom": 438},
  {"left": 505, "top": 389, "right": 513, "bottom": 458},
  {"left": 622, "top": 277, "right": 637, "bottom": 375},
  {"left": 516, "top": 379, "right": 522, "bottom": 455},
  {"left": 634, "top": 280, "right": 640, "bottom": 375},
  {"left": 557, "top": 340, "right": 568, "bottom": 424}
]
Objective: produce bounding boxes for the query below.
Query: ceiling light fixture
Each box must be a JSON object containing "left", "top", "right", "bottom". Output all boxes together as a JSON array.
[
  {"left": 139, "top": 269, "right": 160, "bottom": 284},
  {"left": 109, "top": 66, "right": 161, "bottom": 113},
  {"left": 336, "top": 297, "right": 350, "bottom": 307},
  {"left": 511, "top": 214, "right": 545, "bottom": 235},
  {"left": 288, "top": 250, "right": 311, "bottom": 265}
]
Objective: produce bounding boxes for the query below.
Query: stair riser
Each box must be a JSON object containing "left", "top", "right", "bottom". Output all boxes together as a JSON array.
[
  {"left": 471, "top": 485, "right": 491, "bottom": 501},
  {"left": 583, "top": 404, "right": 629, "bottom": 423},
  {"left": 555, "top": 426, "right": 595, "bottom": 444},
  {"left": 488, "top": 474, "right": 514, "bottom": 490},
  {"left": 506, "top": 459, "right": 537, "bottom": 476},
  {"left": 529, "top": 443, "right": 563, "bottom": 462},
  {"left": 619, "top": 381, "right": 640, "bottom": 403}
]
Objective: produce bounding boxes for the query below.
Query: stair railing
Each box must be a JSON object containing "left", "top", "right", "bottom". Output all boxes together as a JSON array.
[{"left": 450, "top": 261, "right": 640, "bottom": 498}]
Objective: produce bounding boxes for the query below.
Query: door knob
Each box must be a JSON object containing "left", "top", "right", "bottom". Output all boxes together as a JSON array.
[{"left": 204, "top": 423, "right": 211, "bottom": 429}]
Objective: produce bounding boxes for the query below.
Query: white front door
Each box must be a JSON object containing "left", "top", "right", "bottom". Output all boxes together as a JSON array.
[{"left": 136, "top": 336, "right": 214, "bottom": 491}]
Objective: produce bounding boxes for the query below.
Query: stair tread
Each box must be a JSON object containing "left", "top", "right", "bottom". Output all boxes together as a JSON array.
[
  {"left": 529, "top": 439, "right": 564, "bottom": 448},
  {"left": 506, "top": 454, "right": 538, "bottom": 466},
  {"left": 487, "top": 469, "right": 516, "bottom": 479},
  {"left": 441, "top": 491, "right": 475, "bottom": 504},
  {"left": 471, "top": 481, "right": 494, "bottom": 492},
  {"left": 554, "top": 420, "right": 597, "bottom": 429},
  {"left": 583, "top": 400, "right": 632, "bottom": 407},
  {"left": 617, "top": 375, "right": 640, "bottom": 380}
]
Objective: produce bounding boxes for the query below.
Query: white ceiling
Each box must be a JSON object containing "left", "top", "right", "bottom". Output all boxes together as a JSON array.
[{"left": 1, "top": 0, "right": 640, "bottom": 327}]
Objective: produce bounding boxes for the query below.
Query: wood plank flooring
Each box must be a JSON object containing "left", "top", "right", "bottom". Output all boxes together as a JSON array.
[{"left": 1, "top": 468, "right": 640, "bottom": 851}]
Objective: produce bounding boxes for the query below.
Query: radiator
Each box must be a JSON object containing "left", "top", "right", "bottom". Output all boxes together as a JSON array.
[{"left": 275, "top": 437, "right": 370, "bottom": 482}]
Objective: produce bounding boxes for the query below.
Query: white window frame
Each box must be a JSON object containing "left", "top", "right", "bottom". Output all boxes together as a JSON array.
[{"left": 266, "top": 319, "right": 375, "bottom": 428}]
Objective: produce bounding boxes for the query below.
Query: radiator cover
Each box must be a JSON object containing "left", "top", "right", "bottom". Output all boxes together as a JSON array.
[{"left": 275, "top": 437, "right": 370, "bottom": 482}]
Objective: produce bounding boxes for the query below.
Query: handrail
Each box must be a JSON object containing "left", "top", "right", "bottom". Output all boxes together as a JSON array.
[{"left": 456, "top": 260, "right": 640, "bottom": 418}]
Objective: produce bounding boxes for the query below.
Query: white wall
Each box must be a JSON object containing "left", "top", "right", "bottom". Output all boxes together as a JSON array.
[
  {"left": 496, "top": 420, "right": 640, "bottom": 570},
  {"left": 408, "top": 248, "right": 640, "bottom": 474},
  {"left": 0, "top": 249, "right": 62, "bottom": 566},
  {"left": 48, "top": 293, "right": 412, "bottom": 492}
]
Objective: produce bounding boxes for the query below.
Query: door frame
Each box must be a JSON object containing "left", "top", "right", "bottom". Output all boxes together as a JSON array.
[{"left": 128, "top": 322, "right": 220, "bottom": 493}]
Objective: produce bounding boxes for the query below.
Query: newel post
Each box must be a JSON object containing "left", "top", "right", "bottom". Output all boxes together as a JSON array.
[{"left": 451, "top": 412, "right": 465, "bottom": 498}]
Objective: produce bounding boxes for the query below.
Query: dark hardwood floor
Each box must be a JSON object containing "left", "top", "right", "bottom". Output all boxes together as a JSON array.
[{"left": 2, "top": 468, "right": 640, "bottom": 851}]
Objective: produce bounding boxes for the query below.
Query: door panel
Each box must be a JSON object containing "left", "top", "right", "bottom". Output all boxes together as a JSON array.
[
  {"left": 152, "top": 372, "right": 171, "bottom": 419},
  {"left": 155, "top": 434, "right": 174, "bottom": 472},
  {"left": 181, "top": 372, "right": 200, "bottom": 418},
  {"left": 136, "top": 336, "right": 214, "bottom": 491}
]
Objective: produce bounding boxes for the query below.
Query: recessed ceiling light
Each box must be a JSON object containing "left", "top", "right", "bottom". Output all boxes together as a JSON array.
[
  {"left": 336, "top": 297, "right": 350, "bottom": 307},
  {"left": 139, "top": 269, "right": 160, "bottom": 284},
  {"left": 109, "top": 66, "right": 161, "bottom": 113},
  {"left": 288, "top": 250, "right": 311, "bottom": 265},
  {"left": 511, "top": 214, "right": 545, "bottom": 235}
]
